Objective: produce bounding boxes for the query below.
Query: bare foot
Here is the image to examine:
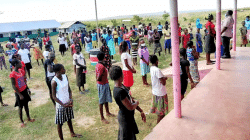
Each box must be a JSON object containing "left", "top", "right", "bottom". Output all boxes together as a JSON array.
[
  {"left": 206, "top": 62, "right": 214, "bottom": 65},
  {"left": 21, "top": 123, "right": 26, "bottom": 128},
  {"left": 101, "top": 118, "right": 109, "bottom": 124},
  {"left": 1, "top": 103, "right": 8, "bottom": 106},
  {"left": 28, "top": 119, "right": 35, "bottom": 122},
  {"left": 71, "top": 133, "right": 83, "bottom": 138},
  {"left": 143, "top": 83, "right": 150, "bottom": 87},
  {"left": 107, "top": 113, "right": 116, "bottom": 117}
]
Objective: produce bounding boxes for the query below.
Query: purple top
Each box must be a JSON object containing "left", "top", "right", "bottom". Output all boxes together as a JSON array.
[{"left": 138, "top": 47, "right": 149, "bottom": 64}]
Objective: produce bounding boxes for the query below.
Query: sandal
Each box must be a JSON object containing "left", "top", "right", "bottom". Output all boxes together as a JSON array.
[
  {"left": 71, "top": 134, "right": 83, "bottom": 138},
  {"left": 21, "top": 123, "right": 26, "bottom": 128}
]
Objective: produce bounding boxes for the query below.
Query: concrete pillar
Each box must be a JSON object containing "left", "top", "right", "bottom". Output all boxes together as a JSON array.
[
  {"left": 233, "top": 0, "right": 237, "bottom": 51},
  {"left": 216, "top": 0, "right": 221, "bottom": 70}
]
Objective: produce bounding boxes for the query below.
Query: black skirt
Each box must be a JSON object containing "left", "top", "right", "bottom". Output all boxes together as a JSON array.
[
  {"left": 15, "top": 88, "right": 31, "bottom": 107},
  {"left": 25, "top": 63, "right": 32, "bottom": 70},
  {"left": 76, "top": 67, "right": 86, "bottom": 87},
  {"left": 205, "top": 34, "right": 216, "bottom": 53},
  {"left": 59, "top": 44, "right": 66, "bottom": 52}
]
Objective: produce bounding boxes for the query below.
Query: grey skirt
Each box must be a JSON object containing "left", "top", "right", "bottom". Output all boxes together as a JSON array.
[
  {"left": 55, "top": 105, "right": 74, "bottom": 125},
  {"left": 205, "top": 34, "right": 215, "bottom": 53},
  {"left": 76, "top": 67, "right": 86, "bottom": 87}
]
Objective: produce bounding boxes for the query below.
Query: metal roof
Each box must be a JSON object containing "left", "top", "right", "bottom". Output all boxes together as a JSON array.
[
  {"left": 0, "top": 20, "right": 61, "bottom": 33},
  {"left": 59, "top": 21, "right": 86, "bottom": 29}
]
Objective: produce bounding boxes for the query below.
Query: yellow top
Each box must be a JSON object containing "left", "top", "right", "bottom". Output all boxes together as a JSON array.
[
  {"left": 163, "top": 29, "right": 171, "bottom": 40},
  {"left": 113, "top": 31, "right": 118, "bottom": 38}
]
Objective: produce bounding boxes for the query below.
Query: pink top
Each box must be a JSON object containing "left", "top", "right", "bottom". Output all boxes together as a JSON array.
[{"left": 138, "top": 47, "right": 149, "bottom": 64}]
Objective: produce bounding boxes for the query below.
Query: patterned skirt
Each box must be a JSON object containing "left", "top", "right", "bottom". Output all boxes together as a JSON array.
[
  {"left": 242, "top": 35, "right": 248, "bottom": 45},
  {"left": 140, "top": 62, "right": 150, "bottom": 76},
  {"left": 150, "top": 94, "right": 168, "bottom": 116},
  {"left": 189, "top": 60, "right": 200, "bottom": 83},
  {"left": 34, "top": 48, "right": 44, "bottom": 60},
  {"left": 55, "top": 104, "right": 74, "bottom": 125},
  {"left": 196, "top": 40, "right": 203, "bottom": 53}
]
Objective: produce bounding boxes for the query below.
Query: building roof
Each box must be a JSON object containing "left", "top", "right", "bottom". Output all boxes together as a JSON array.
[
  {"left": 59, "top": 21, "right": 86, "bottom": 29},
  {"left": 0, "top": 20, "right": 61, "bottom": 33}
]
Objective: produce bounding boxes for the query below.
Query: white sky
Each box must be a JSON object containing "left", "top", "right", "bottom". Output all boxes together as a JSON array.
[{"left": 0, "top": 0, "right": 249, "bottom": 23}]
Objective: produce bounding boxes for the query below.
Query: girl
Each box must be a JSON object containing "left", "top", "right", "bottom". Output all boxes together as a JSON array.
[
  {"left": 187, "top": 41, "right": 200, "bottom": 85},
  {"left": 73, "top": 45, "right": 88, "bottom": 94},
  {"left": 32, "top": 39, "right": 44, "bottom": 66},
  {"left": 9, "top": 59, "right": 35, "bottom": 127},
  {"left": 18, "top": 43, "right": 32, "bottom": 79},
  {"left": 138, "top": 39, "right": 150, "bottom": 86},
  {"left": 182, "top": 28, "right": 190, "bottom": 49},
  {"left": 43, "top": 34, "right": 49, "bottom": 46},
  {"left": 5, "top": 44, "right": 18, "bottom": 71},
  {"left": 144, "top": 24, "right": 148, "bottom": 39},
  {"left": 0, "top": 44, "right": 7, "bottom": 70},
  {"left": 109, "top": 65, "right": 146, "bottom": 140},
  {"left": 148, "top": 26, "right": 154, "bottom": 47},
  {"left": 0, "top": 85, "right": 8, "bottom": 106},
  {"left": 51, "top": 64, "right": 82, "bottom": 140},
  {"left": 84, "top": 33, "right": 93, "bottom": 59},
  {"left": 107, "top": 30, "right": 116, "bottom": 60},
  {"left": 130, "top": 31, "right": 140, "bottom": 65},
  {"left": 58, "top": 34, "right": 66, "bottom": 56},
  {"left": 138, "top": 29, "right": 144, "bottom": 39},
  {"left": 196, "top": 28, "right": 203, "bottom": 56},
  {"left": 123, "top": 29, "right": 131, "bottom": 54},
  {"left": 118, "top": 30, "right": 124, "bottom": 46},
  {"left": 153, "top": 29, "right": 162, "bottom": 56},
  {"left": 100, "top": 39, "right": 111, "bottom": 70},
  {"left": 120, "top": 41, "right": 136, "bottom": 90},
  {"left": 205, "top": 14, "right": 216, "bottom": 65}
]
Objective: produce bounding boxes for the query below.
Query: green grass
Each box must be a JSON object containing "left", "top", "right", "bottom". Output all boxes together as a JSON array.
[{"left": 0, "top": 7, "right": 250, "bottom": 140}]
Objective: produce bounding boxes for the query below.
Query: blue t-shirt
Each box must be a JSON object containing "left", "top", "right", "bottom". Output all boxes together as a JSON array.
[
  {"left": 91, "top": 33, "right": 97, "bottom": 41},
  {"left": 245, "top": 19, "right": 250, "bottom": 30},
  {"left": 157, "top": 25, "right": 163, "bottom": 31},
  {"left": 186, "top": 48, "right": 194, "bottom": 61}
]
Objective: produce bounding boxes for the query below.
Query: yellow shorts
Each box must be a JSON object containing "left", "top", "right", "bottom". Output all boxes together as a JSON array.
[{"left": 92, "top": 41, "right": 97, "bottom": 47}]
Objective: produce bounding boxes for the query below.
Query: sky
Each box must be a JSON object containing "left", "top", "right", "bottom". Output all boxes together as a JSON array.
[{"left": 0, "top": 0, "right": 249, "bottom": 23}]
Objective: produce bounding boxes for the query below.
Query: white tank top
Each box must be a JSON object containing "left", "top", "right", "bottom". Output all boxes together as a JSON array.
[{"left": 52, "top": 74, "right": 70, "bottom": 107}]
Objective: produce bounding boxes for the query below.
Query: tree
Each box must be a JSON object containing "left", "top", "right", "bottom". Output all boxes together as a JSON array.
[
  {"left": 183, "top": 17, "right": 187, "bottom": 21},
  {"left": 111, "top": 19, "right": 118, "bottom": 27},
  {"left": 162, "top": 13, "right": 170, "bottom": 20},
  {"left": 133, "top": 15, "right": 142, "bottom": 23}
]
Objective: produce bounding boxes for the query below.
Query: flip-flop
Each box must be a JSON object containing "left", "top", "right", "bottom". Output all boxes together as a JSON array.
[
  {"left": 71, "top": 134, "right": 83, "bottom": 138},
  {"left": 21, "top": 123, "right": 26, "bottom": 128}
]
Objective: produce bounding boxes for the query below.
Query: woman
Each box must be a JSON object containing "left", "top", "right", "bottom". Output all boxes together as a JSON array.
[
  {"left": 32, "top": 39, "right": 44, "bottom": 66},
  {"left": 205, "top": 14, "right": 216, "bottom": 65},
  {"left": 107, "top": 30, "right": 116, "bottom": 59},
  {"left": 109, "top": 65, "right": 146, "bottom": 140},
  {"left": 9, "top": 59, "right": 35, "bottom": 127},
  {"left": 58, "top": 34, "right": 66, "bottom": 56},
  {"left": 129, "top": 31, "right": 139, "bottom": 65},
  {"left": 120, "top": 41, "right": 136, "bottom": 90},
  {"left": 100, "top": 39, "right": 111, "bottom": 70},
  {"left": 51, "top": 64, "right": 82, "bottom": 139}
]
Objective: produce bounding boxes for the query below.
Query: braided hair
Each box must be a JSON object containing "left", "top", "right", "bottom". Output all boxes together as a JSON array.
[{"left": 205, "top": 14, "right": 214, "bottom": 20}]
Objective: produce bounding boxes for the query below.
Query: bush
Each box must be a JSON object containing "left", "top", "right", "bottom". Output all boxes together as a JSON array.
[
  {"left": 183, "top": 17, "right": 187, "bottom": 21},
  {"left": 133, "top": 15, "right": 142, "bottom": 23},
  {"left": 111, "top": 19, "right": 118, "bottom": 27},
  {"left": 162, "top": 13, "right": 170, "bottom": 20}
]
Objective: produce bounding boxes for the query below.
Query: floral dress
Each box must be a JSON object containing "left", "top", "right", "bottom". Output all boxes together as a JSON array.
[{"left": 100, "top": 45, "right": 111, "bottom": 69}]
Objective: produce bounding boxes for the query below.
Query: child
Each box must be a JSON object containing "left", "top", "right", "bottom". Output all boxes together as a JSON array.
[
  {"left": 73, "top": 45, "right": 88, "bottom": 94},
  {"left": 70, "top": 38, "right": 77, "bottom": 56},
  {"left": 107, "top": 30, "right": 116, "bottom": 60},
  {"left": 149, "top": 55, "right": 168, "bottom": 123},
  {"left": 118, "top": 30, "right": 124, "bottom": 46},
  {"left": 37, "top": 35, "right": 43, "bottom": 50},
  {"left": 18, "top": 43, "right": 32, "bottom": 79},
  {"left": 113, "top": 28, "right": 119, "bottom": 46},
  {"left": 163, "top": 27, "right": 171, "bottom": 54},
  {"left": 109, "top": 65, "right": 146, "bottom": 140},
  {"left": 130, "top": 31, "right": 139, "bottom": 65},
  {"left": 84, "top": 33, "right": 93, "bottom": 59},
  {"left": 240, "top": 21, "right": 248, "bottom": 47},
  {"left": 100, "top": 39, "right": 111, "bottom": 70},
  {"left": 120, "top": 41, "right": 136, "bottom": 90},
  {"left": 123, "top": 29, "right": 132, "bottom": 54},
  {"left": 51, "top": 64, "right": 82, "bottom": 139},
  {"left": 32, "top": 39, "right": 44, "bottom": 66},
  {"left": 9, "top": 59, "right": 35, "bottom": 127},
  {"left": 196, "top": 28, "right": 203, "bottom": 56},
  {"left": 170, "top": 48, "right": 195, "bottom": 100},
  {"left": 92, "top": 30, "right": 98, "bottom": 48},
  {"left": 138, "top": 39, "right": 150, "bottom": 86},
  {"left": 43, "top": 45, "right": 51, "bottom": 60},
  {"left": 182, "top": 28, "right": 190, "bottom": 49},
  {"left": 96, "top": 52, "right": 115, "bottom": 124},
  {"left": 187, "top": 41, "right": 200, "bottom": 85},
  {"left": 148, "top": 26, "right": 154, "bottom": 47},
  {"left": 0, "top": 85, "right": 8, "bottom": 106},
  {"left": 0, "top": 44, "right": 7, "bottom": 70},
  {"left": 5, "top": 44, "right": 18, "bottom": 71}
]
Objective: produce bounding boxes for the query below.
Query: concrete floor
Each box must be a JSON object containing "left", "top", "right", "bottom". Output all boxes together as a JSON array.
[{"left": 145, "top": 47, "right": 250, "bottom": 140}]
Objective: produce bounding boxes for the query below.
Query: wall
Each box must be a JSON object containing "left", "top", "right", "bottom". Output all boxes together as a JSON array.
[{"left": 68, "top": 24, "right": 86, "bottom": 33}]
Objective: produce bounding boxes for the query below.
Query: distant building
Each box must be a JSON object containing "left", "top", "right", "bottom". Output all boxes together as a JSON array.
[
  {"left": 59, "top": 21, "right": 86, "bottom": 33},
  {"left": 0, "top": 20, "right": 61, "bottom": 42}
]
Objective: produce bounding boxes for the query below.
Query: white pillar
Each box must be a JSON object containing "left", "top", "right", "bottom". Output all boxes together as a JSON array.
[
  {"left": 233, "top": 0, "right": 237, "bottom": 51},
  {"left": 216, "top": 0, "right": 221, "bottom": 70}
]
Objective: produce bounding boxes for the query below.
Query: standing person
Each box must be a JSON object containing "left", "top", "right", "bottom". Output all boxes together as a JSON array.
[
  {"left": 96, "top": 52, "right": 115, "bottom": 124},
  {"left": 18, "top": 43, "right": 32, "bottom": 79},
  {"left": 186, "top": 41, "right": 200, "bottom": 85},
  {"left": 188, "top": 23, "right": 194, "bottom": 40},
  {"left": 240, "top": 21, "right": 248, "bottom": 47},
  {"left": 109, "top": 65, "right": 146, "bottom": 140},
  {"left": 64, "top": 33, "right": 69, "bottom": 51},
  {"left": 163, "top": 26, "right": 171, "bottom": 54},
  {"left": 37, "top": 34, "right": 43, "bottom": 50},
  {"left": 221, "top": 10, "right": 234, "bottom": 59},
  {"left": 149, "top": 55, "right": 168, "bottom": 123},
  {"left": 182, "top": 28, "right": 190, "bottom": 49},
  {"left": 84, "top": 33, "right": 93, "bottom": 59},
  {"left": 205, "top": 14, "right": 216, "bottom": 65},
  {"left": 113, "top": 28, "right": 119, "bottom": 46},
  {"left": 118, "top": 30, "right": 124, "bottom": 46},
  {"left": 43, "top": 34, "right": 49, "bottom": 46},
  {"left": 107, "top": 30, "right": 116, "bottom": 59},
  {"left": 92, "top": 30, "right": 98, "bottom": 48},
  {"left": 5, "top": 44, "right": 18, "bottom": 71},
  {"left": 143, "top": 24, "right": 148, "bottom": 39},
  {"left": 32, "top": 39, "right": 44, "bottom": 66},
  {"left": 120, "top": 41, "right": 136, "bottom": 90},
  {"left": 12, "top": 54, "right": 27, "bottom": 76},
  {"left": 43, "top": 45, "right": 51, "bottom": 60},
  {"left": 51, "top": 64, "right": 83, "bottom": 140},
  {"left": 66, "top": 33, "right": 70, "bottom": 51},
  {"left": 123, "top": 29, "right": 132, "bottom": 54},
  {"left": 44, "top": 52, "right": 56, "bottom": 106},
  {"left": 73, "top": 45, "right": 88, "bottom": 94},
  {"left": 138, "top": 40, "right": 150, "bottom": 86},
  {"left": 81, "top": 29, "right": 87, "bottom": 48},
  {"left": 245, "top": 16, "right": 250, "bottom": 41},
  {"left": 121, "top": 24, "right": 125, "bottom": 32},
  {"left": 129, "top": 31, "right": 139, "bottom": 65},
  {"left": 178, "top": 23, "right": 182, "bottom": 44},
  {"left": 153, "top": 29, "right": 162, "bottom": 56},
  {"left": 170, "top": 48, "right": 195, "bottom": 100},
  {"left": 0, "top": 85, "right": 8, "bottom": 106},
  {"left": 9, "top": 59, "right": 35, "bottom": 127},
  {"left": 100, "top": 39, "right": 111, "bottom": 70},
  {"left": 58, "top": 34, "right": 66, "bottom": 56},
  {"left": 138, "top": 29, "right": 144, "bottom": 39},
  {"left": 157, "top": 22, "right": 163, "bottom": 38},
  {"left": 196, "top": 28, "right": 203, "bottom": 56},
  {"left": 70, "top": 38, "right": 77, "bottom": 56},
  {"left": 148, "top": 27, "right": 154, "bottom": 47},
  {"left": 0, "top": 44, "right": 7, "bottom": 70}
]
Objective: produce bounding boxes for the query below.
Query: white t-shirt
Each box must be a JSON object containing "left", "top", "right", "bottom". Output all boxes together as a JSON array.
[
  {"left": 18, "top": 49, "right": 30, "bottom": 64},
  {"left": 58, "top": 37, "right": 65, "bottom": 45},
  {"left": 73, "top": 53, "right": 85, "bottom": 68},
  {"left": 150, "top": 66, "right": 167, "bottom": 96},
  {"left": 43, "top": 51, "right": 49, "bottom": 60},
  {"left": 121, "top": 52, "right": 133, "bottom": 71}
]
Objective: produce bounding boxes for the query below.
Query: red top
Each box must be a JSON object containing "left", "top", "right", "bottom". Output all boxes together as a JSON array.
[
  {"left": 95, "top": 63, "right": 108, "bottom": 85},
  {"left": 9, "top": 69, "right": 27, "bottom": 92},
  {"left": 12, "top": 43, "right": 18, "bottom": 50},
  {"left": 43, "top": 37, "right": 50, "bottom": 45},
  {"left": 70, "top": 44, "right": 76, "bottom": 55},
  {"left": 206, "top": 21, "right": 216, "bottom": 35},
  {"left": 147, "top": 26, "right": 150, "bottom": 30},
  {"left": 178, "top": 27, "right": 182, "bottom": 37},
  {"left": 123, "top": 33, "right": 131, "bottom": 41},
  {"left": 182, "top": 34, "right": 190, "bottom": 49},
  {"left": 121, "top": 27, "right": 124, "bottom": 32},
  {"left": 13, "top": 61, "right": 26, "bottom": 74}
]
